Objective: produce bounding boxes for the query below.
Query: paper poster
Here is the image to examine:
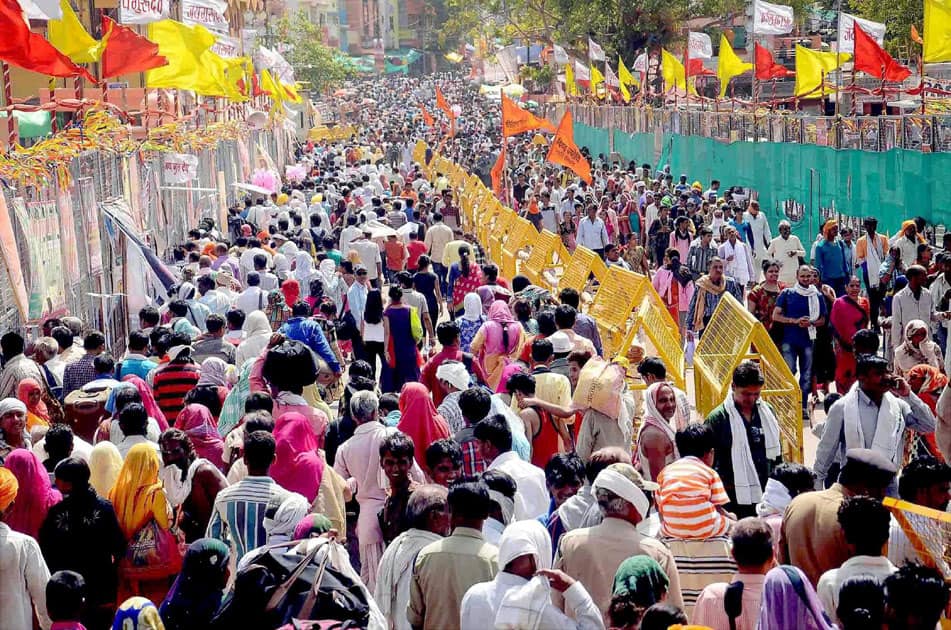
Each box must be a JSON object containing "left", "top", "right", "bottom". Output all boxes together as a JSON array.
[
  {"left": 57, "top": 187, "right": 80, "bottom": 287},
  {"left": 163, "top": 153, "right": 199, "bottom": 184},
  {"left": 21, "top": 199, "right": 65, "bottom": 319},
  {"left": 0, "top": 194, "right": 29, "bottom": 319},
  {"left": 118, "top": 0, "right": 169, "bottom": 24}
]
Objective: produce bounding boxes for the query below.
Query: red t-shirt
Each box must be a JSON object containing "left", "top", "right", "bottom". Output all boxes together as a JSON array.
[{"left": 407, "top": 240, "right": 428, "bottom": 270}]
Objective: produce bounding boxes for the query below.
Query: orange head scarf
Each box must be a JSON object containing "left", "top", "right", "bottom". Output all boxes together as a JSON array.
[
  {"left": 109, "top": 443, "right": 165, "bottom": 538},
  {"left": 0, "top": 467, "right": 18, "bottom": 513}
]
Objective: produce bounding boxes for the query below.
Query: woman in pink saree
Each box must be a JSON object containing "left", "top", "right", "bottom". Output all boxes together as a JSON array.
[{"left": 470, "top": 300, "right": 525, "bottom": 390}]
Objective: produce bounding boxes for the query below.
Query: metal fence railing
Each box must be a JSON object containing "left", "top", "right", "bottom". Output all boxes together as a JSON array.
[{"left": 544, "top": 104, "right": 951, "bottom": 153}]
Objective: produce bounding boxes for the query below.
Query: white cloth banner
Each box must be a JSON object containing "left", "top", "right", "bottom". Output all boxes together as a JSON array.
[
  {"left": 689, "top": 32, "right": 714, "bottom": 59},
  {"left": 182, "top": 0, "right": 229, "bottom": 32},
  {"left": 118, "top": 0, "right": 169, "bottom": 25},
  {"left": 837, "top": 13, "right": 886, "bottom": 53},
  {"left": 633, "top": 52, "right": 648, "bottom": 73},
  {"left": 17, "top": 0, "right": 61, "bottom": 21},
  {"left": 163, "top": 154, "right": 199, "bottom": 184},
  {"left": 211, "top": 33, "right": 241, "bottom": 58},
  {"left": 588, "top": 38, "right": 605, "bottom": 62},
  {"left": 753, "top": 0, "right": 795, "bottom": 35},
  {"left": 574, "top": 60, "right": 590, "bottom": 81},
  {"left": 553, "top": 44, "right": 569, "bottom": 65},
  {"left": 605, "top": 63, "right": 620, "bottom": 87}
]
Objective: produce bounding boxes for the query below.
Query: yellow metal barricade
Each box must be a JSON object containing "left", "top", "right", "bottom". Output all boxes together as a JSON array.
[
  {"left": 520, "top": 230, "right": 564, "bottom": 287},
  {"left": 412, "top": 140, "right": 426, "bottom": 164},
  {"left": 693, "top": 293, "right": 803, "bottom": 462},
  {"left": 588, "top": 267, "right": 645, "bottom": 356},
  {"left": 557, "top": 246, "right": 608, "bottom": 295},
  {"left": 500, "top": 217, "right": 538, "bottom": 280},
  {"left": 488, "top": 210, "right": 517, "bottom": 263}
]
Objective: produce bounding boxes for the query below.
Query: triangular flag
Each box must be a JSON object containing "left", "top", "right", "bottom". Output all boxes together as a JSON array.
[
  {"left": 501, "top": 93, "right": 556, "bottom": 136},
  {"left": 661, "top": 48, "right": 695, "bottom": 94},
  {"left": 755, "top": 43, "right": 793, "bottom": 80},
  {"left": 686, "top": 58, "right": 715, "bottom": 76},
  {"left": 281, "top": 81, "right": 303, "bottom": 103},
  {"left": 618, "top": 56, "right": 638, "bottom": 87},
  {"left": 419, "top": 104, "right": 434, "bottom": 126},
  {"left": 491, "top": 144, "right": 506, "bottom": 195},
  {"left": 435, "top": 86, "right": 455, "bottom": 120},
  {"left": 854, "top": 22, "right": 911, "bottom": 82},
  {"left": 590, "top": 64, "right": 605, "bottom": 97},
  {"left": 547, "top": 111, "right": 591, "bottom": 184},
  {"left": 793, "top": 45, "right": 849, "bottom": 97},
  {"left": 619, "top": 81, "right": 631, "bottom": 102},
  {"left": 0, "top": 0, "right": 93, "bottom": 80},
  {"left": 923, "top": 0, "right": 951, "bottom": 63},
  {"left": 48, "top": 0, "right": 104, "bottom": 64},
  {"left": 717, "top": 35, "right": 753, "bottom": 98},
  {"left": 564, "top": 63, "right": 578, "bottom": 96},
  {"left": 588, "top": 37, "right": 605, "bottom": 62},
  {"left": 260, "top": 68, "right": 284, "bottom": 105},
  {"left": 911, "top": 24, "right": 924, "bottom": 45},
  {"left": 100, "top": 16, "right": 167, "bottom": 79}
]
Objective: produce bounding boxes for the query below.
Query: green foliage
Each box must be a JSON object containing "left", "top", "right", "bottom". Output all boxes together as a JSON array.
[{"left": 273, "top": 11, "right": 355, "bottom": 94}]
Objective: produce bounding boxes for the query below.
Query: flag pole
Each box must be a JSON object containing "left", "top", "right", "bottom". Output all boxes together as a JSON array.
[
  {"left": 2, "top": 62, "right": 17, "bottom": 148},
  {"left": 751, "top": 19, "right": 758, "bottom": 105},
  {"left": 920, "top": 54, "right": 926, "bottom": 114},
  {"left": 49, "top": 77, "right": 57, "bottom": 134},
  {"left": 834, "top": 0, "right": 843, "bottom": 116}
]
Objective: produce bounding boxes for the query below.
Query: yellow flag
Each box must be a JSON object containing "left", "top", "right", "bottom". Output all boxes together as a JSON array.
[
  {"left": 618, "top": 55, "right": 638, "bottom": 87},
  {"left": 590, "top": 65, "right": 605, "bottom": 98},
  {"left": 146, "top": 20, "right": 217, "bottom": 92},
  {"left": 661, "top": 48, "right": 696, "bottom": 95},
  {"left": 48, "top": 0, "right": 104, "bottom": 64},
  {"left": 924, "top": 0, "right": 951, "bottom": 62},
  {"left": 793, "top": 45, "right": 850, "bottom": 97},
  {"left": 717, "top": 35, "right": 753, "bottom": 98},
  {"left": 564, "top": 63, "right": 578, "bottom": 96},
  {"left": 281, "top": 81, "right": 304, "bottom": 103},
  {"left": 260, "top": 69, "right": 285, "bottom": 105}
]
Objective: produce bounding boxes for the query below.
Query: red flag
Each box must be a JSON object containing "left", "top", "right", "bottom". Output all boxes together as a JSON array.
[
  {"left": 755, "top": 43, "right": 793, "bottom": 80},
  {"left": 546, "top": 111, "right": 592, "bottom": 184},
  {"left": 100, "top": 16, "right": 168, "bottom": 80},
  {"left": 853, "top": 22, "right": 911, "bottom": 82},
  {"left": 687, "top": 58, "right": 715, "bottom": 77},
  {"left": 490, "top": 144, "right": 506, "bottom": 195},
  {"left": 419, "top": 104, "right": 434, "bottom": 126},
  {"left": 0, "top": 0, "right": 94, "bottom": 81}
]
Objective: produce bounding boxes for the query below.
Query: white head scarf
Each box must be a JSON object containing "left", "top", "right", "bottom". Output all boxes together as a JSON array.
[
  {"left": 643, "top": 382, "right": 684, "bottom": 436},
  {"left": 243, "top": 310, "right": 272, "bottom": 338},
  {"left": 497, "top": 520, "right": 552, "bottom": 571},
  {"left": 264, "top": 492, "right": 311, "bottom": 544},
  {"left": 0, "top": 398, "right": 27, "bottom": 417},
  {"left": 494, "top": 521, "right": 556, "bottom": 630},
  {"left": 272, "top": 253, "right": 291, "bottom": 278},
  {"left": 462, "top": 292, "right": 483, "bottom": 322},
  {"left": 318, "top": 259, "right": 337, "bottom": 286},
  {"left": 436, "top": 361, "right": 470, "bottom": 392},
  {"left": 177, "top": 282, "right": 198, "bottom": 301}
]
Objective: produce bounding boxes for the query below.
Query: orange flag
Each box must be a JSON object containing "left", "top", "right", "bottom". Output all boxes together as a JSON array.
[
  {"left": 546, "top": 111, "right": 592, "bottom": 184},
  {"left": 101, "top": 16, "right": 168, "bottom": 79},
  {"left": 420, "top": 104, "right": 434, "bottom": 126},
  {"left": 491, "top": 144, "right": 506, "bottom": 195},
  {"left": 501, "top": 94, "right": 557, "bottom": 137},
  {"left": 436, "top": 86, "right": 454, "bottom": 118},
  {"left": 911, "top": 24, "right": 924, "bottom": 44}
]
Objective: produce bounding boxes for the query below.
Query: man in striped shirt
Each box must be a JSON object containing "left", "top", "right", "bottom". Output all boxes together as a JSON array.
[
  {"left": 207, "top": 430, "right": 289, "bottom": 560},
  {"left": 656, "top": 424, "right": 735, "bottom": 540},
  {"left": 150, "top": 334, "right": 201, "bottom": 425}
]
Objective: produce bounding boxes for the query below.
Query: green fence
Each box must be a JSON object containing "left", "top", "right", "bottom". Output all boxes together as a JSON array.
[{"left": 577, "top": 122, "right": 951, "bottom": 241}]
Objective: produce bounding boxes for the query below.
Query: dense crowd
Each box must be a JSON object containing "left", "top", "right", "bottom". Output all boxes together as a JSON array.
[{"left": 0, "top": 74, "right": 948, "bottom": 630}]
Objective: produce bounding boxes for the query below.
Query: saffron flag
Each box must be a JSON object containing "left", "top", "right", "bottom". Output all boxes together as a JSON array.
[
  {"left": 490, "top": 144, "right": 506, "bottom": 195},
  {"left": 48, "top": 0, "right": 104, "bottom": 63},
  {"left": 590, "top": 64, "right": 605, "bottom": 97},
  {"left": 564, "top": 63, "right": 579, "bottom": 96},
  {"left": 911, "top": 24, "right": 923, "bottom": 45},
  {"left": 923, "top": 0, "right": 951, "bottom": 63},
  {"left": 755, "top": 43, "right": 792, "bottom": 79},
  {"left": 0, "top": 0, "right": 94, "bottom": 80},
  {"left": 687, "top": 58, "right": 715, "bottom": 77},
  {"left": 546, "top": 111, "right": 592, "bottom": 184},
  {"left": 661, "top": 48, "right": 695, "bottom": 94},
  {"left": 793, "top": 45, "right": 849, "bottom": 97},
  {"left": 501, "top": 93, "right": 556, "bottom": 136},
  {"left": 853, "top": 22, "right": 911, "bottom": 81},
  {"left": 101, "top": 16, "right": 168, "bottom": 79},
  {"left": 419, "top": 104, "right": 434, "bottom": 126},
  {"left": 435, "top": 86, "right": 455, "bottom": 119},
  {"left": 588, "top": 37, "right": 605, "bottom": 62},
  {"left": 717, "top": 35, "right": 753, "bottom": 97}
]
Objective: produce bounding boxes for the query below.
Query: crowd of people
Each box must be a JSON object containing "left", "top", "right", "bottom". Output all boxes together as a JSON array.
[{"left": 0, "top": 73, "right": 949, "bottom": 630}]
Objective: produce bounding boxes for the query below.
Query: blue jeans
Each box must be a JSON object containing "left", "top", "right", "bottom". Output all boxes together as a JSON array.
[{"left": 781, "top": 342, "right": 814, "bottom": 411}]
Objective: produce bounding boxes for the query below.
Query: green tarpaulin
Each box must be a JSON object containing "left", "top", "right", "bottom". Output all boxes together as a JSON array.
[{"left": 0, "top": 110, "right": 52, "bottom": 139}]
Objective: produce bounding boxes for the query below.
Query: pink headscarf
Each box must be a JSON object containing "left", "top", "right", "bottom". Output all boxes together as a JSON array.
[
  {"left": 271, "top": 413, "right": 325, "bottom": 503},
  {"left": 495, "top": 363, "right": 527, "bottom": 394},
  {"left": 175, "top": 404, "right": 225, "bottom": 470},
  {"left": 397, "top": 383, "right": 450, "bottom": 469},
  {"left": 4, "top": 448, "right": 61, "bottom": 538},
  {"left": 122, "top": 375, "right": 168, "bottom": 431},
  {"left": 481, "top": 300, "right": 521, "bottom": 355}
]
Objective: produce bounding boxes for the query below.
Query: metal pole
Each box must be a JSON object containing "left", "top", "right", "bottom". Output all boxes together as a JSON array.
[{"left": 2, "top": 62, "right": 17, "bottom": 148}]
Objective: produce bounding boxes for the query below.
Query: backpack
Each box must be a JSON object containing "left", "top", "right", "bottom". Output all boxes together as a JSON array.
[
  {"left": 63, "top": 384, "right": 113, "bottom": 442},
  {"left": 212, "top": 540, "right": 370, "bottom": 629}
]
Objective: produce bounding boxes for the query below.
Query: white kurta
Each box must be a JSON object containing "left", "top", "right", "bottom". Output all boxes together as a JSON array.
[
  {"left": 460, "top": 573, "right": 605, "bottom": 630},
  {"left": 487, "top": 451, "right": 550, "bottom": 520}
]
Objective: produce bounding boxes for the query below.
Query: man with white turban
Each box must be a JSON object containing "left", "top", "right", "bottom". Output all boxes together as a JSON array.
[
  {"left": 436, "top": 361, "right": 471, "bottom": 433},
  {"left": 552, "top": 463, "right": 683, "bottom": 619},
  {"left": 460, "top": 520, "right": 604, "bottom": 630},
  {"left": 0, "top": 398, "right": 29, "bottom": 458}
]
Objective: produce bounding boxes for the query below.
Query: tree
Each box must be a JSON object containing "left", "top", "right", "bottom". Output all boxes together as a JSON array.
[
  {"left": 847, "top": 0, "right": 921, "bottom": 57},
  {"left": 273, "top": 10, "right": 354, "bottom": 94}
]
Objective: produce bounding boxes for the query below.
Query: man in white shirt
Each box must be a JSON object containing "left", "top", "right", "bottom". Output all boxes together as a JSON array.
[
  {"left": 0, "top": 467, "right": 52, "bottom": 630},
  {"left": 576, "top": 205, "right": 609, "bottom": 257},
  {"left": 743, "top": 201, "right": 772, "bottom": 280},
  {"left": 766, "top": 221, "right": 806, "bottom": 286},
  {"left": 717, "top": 226, "right": 755, "bottom": 291},
  {"left": 890, "top": 265, "right": 947, "bottom": 350},
  {"left": 238, "top": 239, "right": 271, "bottom": 282},
  {"left": 253, "top": 254, "right": 279, "bottom": 292},
  {"left": 424, "top": 212, "right": 454, "bottom": 291},
  {"left": 233, "top": 272, "right": 267, "bottom": 315},
  {"left": 347, "top": 228, "right": 383, "bottom": 285},
  {"left": 196, "top": 276, "right": 232, "bottom": 316},
  {"left": 475, "top": 414, "right": 549, "bottom": 520},
  {"left": 817, "top": 496, "right": 896, "bottom": 626}
]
